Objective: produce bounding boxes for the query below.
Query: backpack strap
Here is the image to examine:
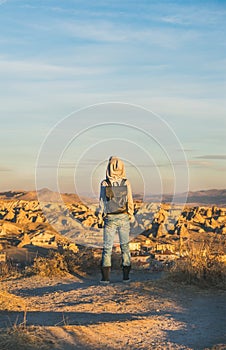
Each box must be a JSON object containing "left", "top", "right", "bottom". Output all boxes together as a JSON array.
[
  {"left": 121, "top": 178, "right": 127, "bottom": 186},
  {"left": 105, "top": 178, "right": 111, "bottom": 186}
]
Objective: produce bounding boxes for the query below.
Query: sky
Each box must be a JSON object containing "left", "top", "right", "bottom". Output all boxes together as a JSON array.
[{"left": 0, "top": 0, "right": 226, "bottom": 198}]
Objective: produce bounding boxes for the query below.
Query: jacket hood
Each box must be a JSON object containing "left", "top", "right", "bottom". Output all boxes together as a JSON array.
[{"left": 106, "top": 156, "right": 126, "bottom": 180}]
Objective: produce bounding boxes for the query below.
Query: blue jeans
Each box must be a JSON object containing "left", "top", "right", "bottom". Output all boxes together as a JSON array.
[{"left": 101, "top": 213, "right": 131, "bottom": 267}]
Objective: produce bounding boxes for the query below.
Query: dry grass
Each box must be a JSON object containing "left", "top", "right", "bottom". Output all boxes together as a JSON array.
[
  {"left": 0, "top": 289, "right": 44, "bottom": 350},
  {"left": 31, "top": 251, "right": 69, "bottom": 277},
  {"left": 169, "top": 239, "right": 226, "bottom": 288},
  {"left": 0, "top": 288, "right": 26, "bottom": 311},
  {"left": 0, "top": 325, "right": 55, "bottom": 350},
  {"left": 63, "top": 247, "right": 101, "bottom": 273},
  {"left": 0, "top": 288, "right": 62, "bottom": 350},
  {"left": 0, "top": 261, "right": 20, "bottom": 280},
  {"left": 30, "top": 248, "right": 100, "bottom": 278},
  {"left": 0, "top": 247, "right": 100, "bottom": 280}
]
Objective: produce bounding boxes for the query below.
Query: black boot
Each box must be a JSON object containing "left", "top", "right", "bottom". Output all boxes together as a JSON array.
[
  {"left": 123, "top": 265, "right": 131, "bottom": 282},
  {"left": 100, "top": 266, "right": 110, "bottom": 284}
]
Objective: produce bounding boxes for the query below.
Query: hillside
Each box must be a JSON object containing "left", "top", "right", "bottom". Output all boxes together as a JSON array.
[
  {"left": 1, "top": 188, "right": 226, "bottom": 206},
  {"left": 0, "top": 191, "right": 226, "bottom": 349},
  {"left": 0, "top": 194, "right": 226, "bottom": 267},
  {"left": 0, "top": 189, "right": 81, "bottom": 204},
  {"left": 142, "top": 189, "right": 226, "bottom": 206}
]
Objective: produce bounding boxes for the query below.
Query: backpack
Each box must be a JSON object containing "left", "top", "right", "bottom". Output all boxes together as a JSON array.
[{"left": 105, "top": 178, "right": 128, "bottom": 214}]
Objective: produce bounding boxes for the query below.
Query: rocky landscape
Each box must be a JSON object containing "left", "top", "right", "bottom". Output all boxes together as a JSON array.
[
  {"left": 0, "top": 189, "right": 226, "bottom": 266},
  {"left": 0, "top": 189, "right": 226, "bottom": 349}
]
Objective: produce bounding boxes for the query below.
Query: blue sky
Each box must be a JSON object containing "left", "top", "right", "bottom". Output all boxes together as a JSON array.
[{"left": 0, "top": 0, "right": 226, "bottom": 196}]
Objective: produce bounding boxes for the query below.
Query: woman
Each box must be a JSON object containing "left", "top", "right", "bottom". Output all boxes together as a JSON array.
[{"left": 98, "top": 156, "right": 134, "bottom": 283}]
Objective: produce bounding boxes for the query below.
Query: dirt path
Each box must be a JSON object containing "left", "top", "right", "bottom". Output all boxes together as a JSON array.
[{"left": 0, "top": 271, "right": 226, "bottom": 350}]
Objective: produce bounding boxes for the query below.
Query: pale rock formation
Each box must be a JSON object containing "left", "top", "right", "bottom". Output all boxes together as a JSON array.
[
  {"left": 206, "top": 208, "right": 212, "bottom": 217},
  {"left": 4, "top": 209, "right": 15, "bottom": 221},
  {"left": 82, "top": 216, "right": 96, "bottom": 227},
  {"left": 0, "top": 221, "right": 23, "bottom": 235},
  {"left": 193, "top": 213, "right": 205, "bottom": 225},
  {"left": 153, "top": 209, "right": 168, "bottom": 224},
  {"left": 155, "top": 223, "right": 168, "bottom": 237},
  {"left": 222, "top": 226, "right": 226, "bottom": 234},
  {"left": 17, "top": 233, "right": 31, "bottom": 247},
  {"left": 16, "top": 209, "right": 31, "bottom": 224},
  {"left": 143, "top": 219, "right": 152, "bottom": 230},
  {"left": 0, "top": 198, "right": 226, "bottom": 250},
  {"left": 216, "top": 215, "right": 226, "bottom": 224},
  {"left": 177, "top": 223, "right": 189, "bottom": 237},
  {"left": 209, "top": 217, "right": 220, "bottom": 229}
]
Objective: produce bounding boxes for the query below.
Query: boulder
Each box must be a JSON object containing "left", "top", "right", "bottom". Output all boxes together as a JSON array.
[
  {"left": 221, "top": 226, "right": 226, "bottom": 234},
  {"left": 4, "top": 210, "right": 15, "bottom": 221},
  {"left": 192, "top": 213, "right": 205, "bottom": 225}
]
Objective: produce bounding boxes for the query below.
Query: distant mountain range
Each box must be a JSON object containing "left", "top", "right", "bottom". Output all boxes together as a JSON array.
[
  {"left": 0, "top": 188, "right": 225, "bottom": 206},
  {"left": 145, "top": 189, "right": 226, "bottom": 206},
  {"left": 183, "top": 189, "right": 226, "bottom": 205},
  {"left": 0, "top": 189, "right": 81, "bottom": 204}
]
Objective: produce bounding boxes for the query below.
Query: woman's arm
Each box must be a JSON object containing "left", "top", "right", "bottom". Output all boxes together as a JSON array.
[{"left": 126, "top": 180, "right": 134, "bottom": 218}]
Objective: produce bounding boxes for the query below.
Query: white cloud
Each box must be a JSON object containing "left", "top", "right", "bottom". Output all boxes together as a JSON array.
[
  {"left": 56, "top": 18, "right": 198, "bottom": 48},
  {"left": 158, "top": 3, "right": 226, "bottom": 26},
  {"left": 0, "top": 166, "right": 11, "bottom": 172},
  {"left": 189, "top": 159, "right": 226, "bottom": 175},
  {"left": 189, "top": 160, "right": 214, "bottom": 168},
  {"left": 195, "top": 155, "right": 226, "bottom": 160},
  {"left": 0, "top": 58, "right": 112, "bottom": 80}
]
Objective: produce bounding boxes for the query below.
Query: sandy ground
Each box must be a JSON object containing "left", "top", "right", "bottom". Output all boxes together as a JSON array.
[{"left": 0, "top": 270, "right": 226, "bottom": 350}]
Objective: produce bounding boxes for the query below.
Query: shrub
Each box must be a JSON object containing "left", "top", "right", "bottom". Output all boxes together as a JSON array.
[
  {"left": 31, "top": 247, "right": 100, "bottom": 277},
  {"left": 63, "top": 247, "right": 101, "bottom": 274},
  {"left": 169, "top": 240, "right": 226, "bottom": 288},
  {"left": 0, "top": 260, "right": 20, "bottom": 280},
  {"left": 32, "top": 251, "right": 68, "bottom": 277}
]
